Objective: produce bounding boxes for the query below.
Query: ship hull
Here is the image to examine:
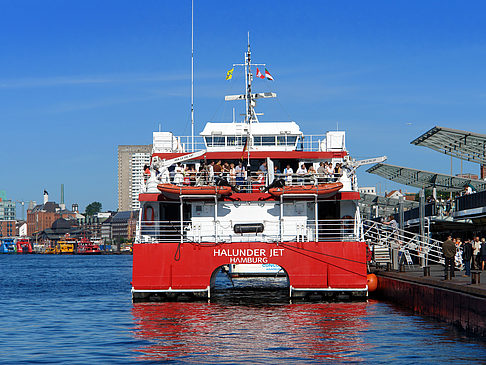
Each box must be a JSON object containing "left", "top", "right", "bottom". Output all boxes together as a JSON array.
[{"left": 132, "top": 240, "right": 368, "bottom": 300}]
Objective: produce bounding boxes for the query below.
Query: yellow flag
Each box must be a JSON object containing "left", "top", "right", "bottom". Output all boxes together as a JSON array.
[{"left": 226, "top": 67, "right": 234, "bottom": 80}]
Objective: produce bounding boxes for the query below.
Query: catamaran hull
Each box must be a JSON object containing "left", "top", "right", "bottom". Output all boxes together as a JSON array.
[{"left": 132, "top": 240, "right": 368, "bottom": 300}]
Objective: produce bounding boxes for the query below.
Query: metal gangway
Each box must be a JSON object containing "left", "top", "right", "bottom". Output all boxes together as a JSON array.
[{"left": 362, "top": 219, "right": 447, "bottom": 268}]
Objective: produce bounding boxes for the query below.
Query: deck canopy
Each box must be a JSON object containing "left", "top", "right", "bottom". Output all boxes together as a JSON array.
[
  {"left": 411, "top": 126, "right": 486, "bottom": 165},
  {"left": 366, "top": 163, "right": 486, "bottom": 192}
]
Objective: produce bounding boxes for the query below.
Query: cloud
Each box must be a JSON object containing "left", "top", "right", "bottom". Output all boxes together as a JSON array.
[{"left": 0, "top": 71, "right": 220, "bottom": 89}]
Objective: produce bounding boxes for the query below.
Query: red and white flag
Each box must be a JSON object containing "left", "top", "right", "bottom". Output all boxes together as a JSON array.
[
  {"left": 265, "top": 68, "right": 274, "bottom": 81},
  {"left": 256, "top": 67, "right": 265, "bottom": 79}
]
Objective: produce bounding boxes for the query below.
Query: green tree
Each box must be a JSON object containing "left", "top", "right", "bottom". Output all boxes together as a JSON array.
[{"left": 85, "top": 201, "right": 102, "bottom": 216}]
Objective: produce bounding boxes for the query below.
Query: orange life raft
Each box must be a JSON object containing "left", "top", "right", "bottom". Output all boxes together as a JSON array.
[
  {"left": 157, "top": 183, "right": 233, "bottom": 199},
  {"left": 268, "top": 182, "right": 343, "bottom": 197}
]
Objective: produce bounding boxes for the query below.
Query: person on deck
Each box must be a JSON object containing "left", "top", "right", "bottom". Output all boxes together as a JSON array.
[
  {"left": 284, "top": 164, "right": 293, "bottom": 185},
  {"left": 442, "top": 235, "right": 456, "bottom": 279},
  {"left": 317, "top": 162, "right": 326, "bottom": 183},
  {"left": 208, "top": 161, "right": 215, "bottom": 185},
  {"left": 296, "top": 163, "right": 307, "bottom": 185},
  {"left": 173, "top": 163, "right": 184, "bottom": 186},
  {"left": 235, "top": 162, "right": 246, "bottom": 188},
  {"left": 229, "top": 163, "right": 236, "bottom": 185}
]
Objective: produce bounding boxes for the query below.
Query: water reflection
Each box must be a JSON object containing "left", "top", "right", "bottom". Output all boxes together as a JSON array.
[{"left": 131, "top": 298, "right": 371, "bottom": 362}]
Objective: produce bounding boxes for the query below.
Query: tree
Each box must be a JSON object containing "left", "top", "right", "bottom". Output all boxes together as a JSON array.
[{"left": 85, "top": 201, "right": 102, "bottom": 216}]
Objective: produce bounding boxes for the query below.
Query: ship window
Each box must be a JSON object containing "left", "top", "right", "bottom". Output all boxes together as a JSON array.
[
  {"left": 277, "top": 135, "right": 298, "bottom": 145},
  {"left": 204, "top": 136, "right": 226, "bottom": 147},
  {"left": 227, "top": 136, "right": 247, "bottom": 146},
  {"left": 213, "top": 136, "right": 225, "bottom": 146},
  {"left": 253, "top": 136, "right": 276, "bottom": 146},
  {"left": 262, "top": 136, "right": 276, "bottom": 145}
]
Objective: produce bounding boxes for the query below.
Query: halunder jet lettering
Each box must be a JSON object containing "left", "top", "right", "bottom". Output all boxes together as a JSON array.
[{"left": 212, "top": 248, "right": 285, "bottom": 263}]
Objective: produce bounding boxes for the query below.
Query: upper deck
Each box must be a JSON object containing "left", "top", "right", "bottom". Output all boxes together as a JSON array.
[{"left": 152, "top": 122, "right": 347, "bottom": 160}]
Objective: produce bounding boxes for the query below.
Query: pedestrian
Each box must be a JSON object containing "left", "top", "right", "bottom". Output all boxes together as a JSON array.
[
  {"left": 480, "top": 238, "right": 486, "bottom": 271},
  {"left": 472, "top": 236, "right": 481, "bottom": 269},
  {"left": 462, "top": 239, "right": 473, "bottom": 277},
  {"left": 442, "top": 235, "right": 456, "bottom": 279}
]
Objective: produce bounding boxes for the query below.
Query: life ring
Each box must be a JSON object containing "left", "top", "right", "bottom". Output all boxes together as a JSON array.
[{"left": 144, "top": 205, "right": 155, "bottom": 226}]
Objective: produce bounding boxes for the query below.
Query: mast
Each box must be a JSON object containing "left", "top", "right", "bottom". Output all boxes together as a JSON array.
[
  {"left": 245, "top": 32, "right": 252, "bottom": 123},
  {"left": 191, "top": 0, "right": 194, "bottom": 152},
  {"left": 223, "top": 35, "right": 277, "bottom": 165},
  {"left": 246, "top": 32, "right": 252, "bottom": 166}
]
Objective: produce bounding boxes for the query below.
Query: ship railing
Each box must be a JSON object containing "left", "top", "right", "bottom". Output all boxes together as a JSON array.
[
  {"left": 137, "top": 218, "right": 359, "bottom": 244},
  {"left": 162, "top": 134, "right": 330, "bottom": 153},
  {"left": 362, "top": 219, "right": 447, "bottom": 267},
  {"left": 162, "top": 172, "right": 343, "bottom": 192}
]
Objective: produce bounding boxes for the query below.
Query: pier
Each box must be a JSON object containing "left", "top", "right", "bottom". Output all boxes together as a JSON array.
[{"left": 373, "top": 265, "right": 486, "bottom": 336}]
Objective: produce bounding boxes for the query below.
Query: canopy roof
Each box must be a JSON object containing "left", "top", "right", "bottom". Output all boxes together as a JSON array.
[
  {"left": 359, "top": 193, "right": 419, "bottom": 209},
  {"left": 410, "top": 126, "right": 486, "bottom": 165},
  {"left": 366, "top": 163, "right": 486, "bottom": 192}
]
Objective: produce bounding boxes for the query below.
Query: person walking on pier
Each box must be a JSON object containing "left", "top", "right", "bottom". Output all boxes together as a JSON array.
[
  {"left": 462, "top": 239, "right": 473, "bottom": 277},
  {"left": 480, "top": 238, "right": 486, "bottom": 271},
  {"left": 472, "top": 236, "right": 481, "bottom": 270},
  {"left": 442, "top": 235, "right": 456, "bottom": 279}
]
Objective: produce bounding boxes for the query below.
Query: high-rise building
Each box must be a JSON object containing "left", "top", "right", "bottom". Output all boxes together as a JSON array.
[
  {"left": 0, "top": 191, "right": 16, "bottom": 221},
  {"left": 118, "top": 145, "right": 152, "bottom": 211}
]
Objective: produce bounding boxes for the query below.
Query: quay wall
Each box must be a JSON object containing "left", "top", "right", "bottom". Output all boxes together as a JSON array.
[{"left": 374, "top": 272, "right": 486, "bottom": 337}]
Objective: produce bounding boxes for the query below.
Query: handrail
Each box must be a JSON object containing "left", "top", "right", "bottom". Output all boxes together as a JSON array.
[
  {"left": 362, "top": 219, "right": 450, "bottom": 267},
  {"left": 137, "top": 218, "right": 359, "bottom": 244}
]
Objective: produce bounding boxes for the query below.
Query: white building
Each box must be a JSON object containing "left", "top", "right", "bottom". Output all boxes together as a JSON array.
[
  {"left": 358, "top": 187, "right": 376, "bottom": 195},
  {"left": 118, "top": 145, "right": 152, "bottom": 211},
  {"left": 130, "top": 152, "right": 151, "bottom": 210}
]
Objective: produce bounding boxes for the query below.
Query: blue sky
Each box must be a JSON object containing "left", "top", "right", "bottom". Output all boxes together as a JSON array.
[{"left": 1, "top": 1, "right": 486, "bottom": 214}]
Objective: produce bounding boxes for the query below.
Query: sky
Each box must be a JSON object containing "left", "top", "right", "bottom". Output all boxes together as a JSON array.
[{"left": 1, "top": 0, "right": 486, "bottom": 215}]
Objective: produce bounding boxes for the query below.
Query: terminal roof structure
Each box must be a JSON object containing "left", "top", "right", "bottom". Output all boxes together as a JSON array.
[
  {"left": 360, "top": 193, "right": 419, "bottom": 209},
  {"left": 410, "top": 126, "right": 486, "bottom": 165},
  {"left": 366, "top": 163, "right": 486, "bottom": 192}
]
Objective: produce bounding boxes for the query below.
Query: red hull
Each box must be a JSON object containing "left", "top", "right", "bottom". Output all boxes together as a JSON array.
[
  {"left": 157, "top": 183, "right": 232, "bottom": 199},
  {"left": 132, "top": 241, "right": 367, "bottom": 295},
  {"left": 269, "top": 182, "right": 343, "bottom": 197}
]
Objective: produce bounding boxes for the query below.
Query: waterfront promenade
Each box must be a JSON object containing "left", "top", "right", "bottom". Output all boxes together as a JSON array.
[{"left": 374, "top": 265, "right": 486, "bottom": 336}]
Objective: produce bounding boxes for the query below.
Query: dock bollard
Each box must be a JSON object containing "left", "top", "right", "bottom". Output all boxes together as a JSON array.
[
  {"left": 471, "top": 271, "right": 481, "bottom": 285},
  {"left": 423, "top": 266, "right": 430, "bottom": 277},
  {"left": 386, "top": 262, "right": 392, "bottom": 272},
  {"left": 445, "top": 270, "right": 452, "bottom": 280},
  {"left": 399, "top": 263, "right": 405, "bottom": 272}
]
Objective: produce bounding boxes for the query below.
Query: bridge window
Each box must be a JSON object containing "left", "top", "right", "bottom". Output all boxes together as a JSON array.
[
  {"left": 253, "top": 136, "right": 276, "bottom": 146},
  {"left": 277, "top": 135, "right": 298, "bottom": 146},
  {"left": 227, "top": 136, "right": 247, "bottom": 146},
  {"left": 205, "top": 136, "right": 226, "bottom": 147}
]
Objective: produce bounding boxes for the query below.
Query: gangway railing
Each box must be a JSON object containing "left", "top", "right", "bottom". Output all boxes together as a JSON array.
[{"left": 362, "top": 219, "right": 448, "bottom": 267}]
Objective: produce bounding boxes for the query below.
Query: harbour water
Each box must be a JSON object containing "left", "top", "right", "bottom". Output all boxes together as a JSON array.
[{"left": 1, "top": 255, "right": 485, "bottom": 364}]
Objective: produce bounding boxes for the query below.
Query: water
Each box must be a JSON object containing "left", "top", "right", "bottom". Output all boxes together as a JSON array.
[{"left": 1, "top": 255, "right": 485, "bottom": 364}]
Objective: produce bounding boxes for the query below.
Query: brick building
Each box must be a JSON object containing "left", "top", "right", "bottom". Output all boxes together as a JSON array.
[
  {"left": 27, "top": 201, "right": 76, "bottom": 236},
  {"left": 0, "top": 220, "right": 17, "bottom": 237}
]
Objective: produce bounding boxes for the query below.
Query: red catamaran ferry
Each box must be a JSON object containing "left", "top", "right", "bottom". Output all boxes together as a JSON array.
[{"left": 132, "top": 43, "right": 368, "bottom": 300}]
